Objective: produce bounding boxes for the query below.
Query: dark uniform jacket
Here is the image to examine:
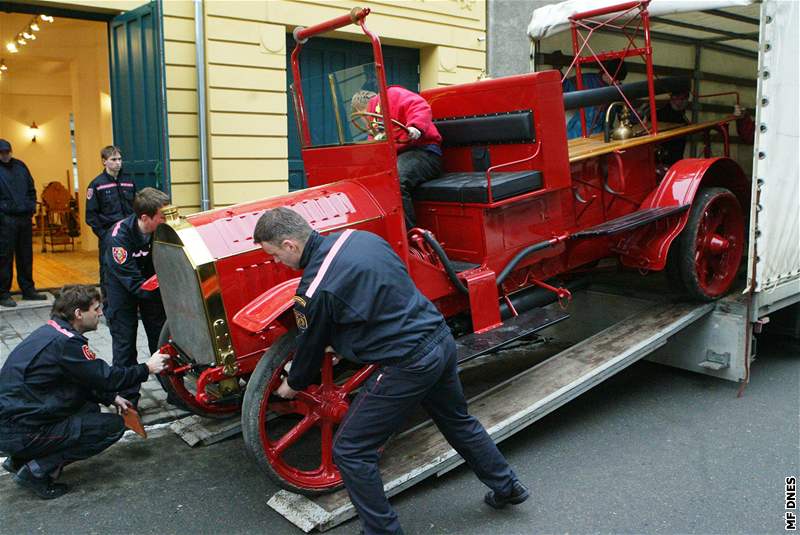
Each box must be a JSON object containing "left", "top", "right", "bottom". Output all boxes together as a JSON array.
[
  {"left": 0, "top": 317, "right": 148, "bottom": 430},
  {"left": 0, "top": 158, "right": 36, "bottom": 216},
  {"left": 85, "top": 171, "right": 136, "bottom": 239},
  {"left": 288, "top": 230, "right": 444, "bottom": 390},
  {"left": 103, "top": 214, "right": 159, "bottom": 302}
]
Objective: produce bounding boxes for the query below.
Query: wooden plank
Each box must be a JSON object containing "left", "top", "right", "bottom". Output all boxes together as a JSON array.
[
  {"left": 170, "top": 415, "right": 242, "bottom": 447},
  {"left": 567, "top": 118, "right": 734, "bottom": 163},
  {"left": 268, "top": 300, "right": 713, "bottom": 532}
]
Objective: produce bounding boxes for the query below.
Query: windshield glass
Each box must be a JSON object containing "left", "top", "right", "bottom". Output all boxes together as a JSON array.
[{"left": 290, "top": 62, "right": 386, "bottom": 148}]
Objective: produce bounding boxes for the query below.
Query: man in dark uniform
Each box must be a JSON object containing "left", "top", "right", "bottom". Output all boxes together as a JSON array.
[
  {"left": 85, "top": 145, "right": 136, "bottom": 311},
  {"left": 0, "top": 139, "right": 47, "bottom": 307},
  {"left": 0, "top": 284, "right": 168, "bottom": 499},
  {"left": 655, "top": 90, "right": 690, "bottom": 166},
  {"left": 103, "top": 187, "right": 168, "bottom": 407},
  {"left": 254, "top": 207, "right": 529, "bottom": 535}
]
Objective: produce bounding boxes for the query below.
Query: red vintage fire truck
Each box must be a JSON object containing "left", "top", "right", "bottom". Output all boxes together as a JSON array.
[{"left": 152, "top": 3, "right": 748, "bottom": 495}]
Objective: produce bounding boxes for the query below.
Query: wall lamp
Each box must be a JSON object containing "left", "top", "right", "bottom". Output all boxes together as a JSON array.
[{"left": 29, "top": 121, "right": 39, "bottom": 142}]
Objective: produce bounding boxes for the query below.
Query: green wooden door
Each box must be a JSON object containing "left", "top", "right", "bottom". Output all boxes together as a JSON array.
[
  {"left": 109, "top": 2, "right": 167, "bottom": 191},
  {"left": 286, "top": 37, "right": 420, "bottom": 190}
]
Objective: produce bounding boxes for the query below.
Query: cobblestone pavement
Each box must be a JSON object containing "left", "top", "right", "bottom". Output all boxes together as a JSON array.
[{"left": 0, "top": 297, "right": 188, "bottom": 425}]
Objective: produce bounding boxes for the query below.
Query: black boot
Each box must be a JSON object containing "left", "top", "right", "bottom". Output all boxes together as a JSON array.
[
  {"left": 484, "top": 481, "right": 530, "bottom": 509},
  {"left": 22, "top": 291, "right": 47, "bottom": 301},
  {"left": 13, "top": 465, "right": 69, "bottom": 500},
  {"left": 2, "top": 456, "right": 23, "bottom": 474},
  {"left": 0, "top": 295, "right": 16, "bottom": 307}
]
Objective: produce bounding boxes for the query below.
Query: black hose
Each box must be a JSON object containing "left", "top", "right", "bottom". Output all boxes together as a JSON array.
[
  {"left": 421, "top": 231, "right": 469, "bottom": 295},
  {"left": 563, "top": 76, "right": 690, "bottom": 111},
  {"left": 496, "top": 239, "right": 559, "bottom": 286}
]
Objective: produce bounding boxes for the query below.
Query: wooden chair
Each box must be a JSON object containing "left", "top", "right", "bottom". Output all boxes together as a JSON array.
[{"left": 41, "top": 181, "right": 76, "bottom": 252}]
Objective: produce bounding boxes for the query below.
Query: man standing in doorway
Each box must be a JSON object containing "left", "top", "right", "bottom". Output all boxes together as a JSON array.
[
  {"left": 103, "top": 187, "right": 168, "bottom": 408},
  {"left": 85, "top": 146, "right": 136, "bottom": 313},
  {"left": 254, "top": 207, "right": 529, "bottom": 535},
  {"left": 0, "top": 139, "right": 47, "bottom": 308}
]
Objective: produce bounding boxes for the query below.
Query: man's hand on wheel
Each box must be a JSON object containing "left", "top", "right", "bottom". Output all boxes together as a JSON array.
[
  {"left": 406, "top": 126, "right": 422, "bottom": 140},
  {"left": 146, "top": 351, "right": 169, "bottom": 374},
  {"left": 276, "top": 378, "right": 298, "bottom": 399}
]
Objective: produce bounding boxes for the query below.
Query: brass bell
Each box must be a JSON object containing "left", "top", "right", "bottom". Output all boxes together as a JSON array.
[{"left": 611, "top": 106, "right": 634, "bottom": 141}]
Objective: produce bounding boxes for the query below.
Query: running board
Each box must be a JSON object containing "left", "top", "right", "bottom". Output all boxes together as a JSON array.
[
  {"left": 268, "top": 300, "right": 713, "bottom": 532},
  {"left": 456, "top": 307, "right": 570, "bottom": 365},
  {"left": 571, "top": 205, "right": 689, "bottom": 238}
]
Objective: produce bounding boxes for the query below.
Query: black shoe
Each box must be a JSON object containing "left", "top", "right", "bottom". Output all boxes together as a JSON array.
[
  {"left": 484, "top": 481, "right": 530, "bottom": 509},
  {"left": 13, "top": 465, "right": 69, "bottom": 500},
  {"left": 2, "top": 456, "right": 22, "bottom": 474},
  {"left": 22, "top": 292, "right": 47, "bottom": 301},
  {"left": 0, "top": 296, "right": 16, "bottom": 307}
]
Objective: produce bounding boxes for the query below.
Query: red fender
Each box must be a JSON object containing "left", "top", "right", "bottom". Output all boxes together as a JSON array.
[
  {"left": 620, "top": 157, "right": 749, "bottom": 270},
  {"left": 232, "top": 277, "right": 301, "bottom": 334}
]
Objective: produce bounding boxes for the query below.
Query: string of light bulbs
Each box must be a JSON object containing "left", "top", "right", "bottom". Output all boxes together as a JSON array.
[{"left": 5, "top": 14, "right": 54, "bottom": 55}]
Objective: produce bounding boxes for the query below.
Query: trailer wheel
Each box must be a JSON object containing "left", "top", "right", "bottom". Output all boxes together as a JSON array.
[
  {"left": 669, "top": 187, "right": 745, "bottom": 300},
  {"left": 156, "top": 322, "right": 239, "bottom": 419},
  {"left": 242, "top": 331, "right": 377, "bottom": 495}
]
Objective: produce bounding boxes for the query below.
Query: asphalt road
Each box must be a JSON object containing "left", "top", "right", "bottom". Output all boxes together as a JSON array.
[{"left": 0, "top": 332, "right": 797, "bottom": 535}]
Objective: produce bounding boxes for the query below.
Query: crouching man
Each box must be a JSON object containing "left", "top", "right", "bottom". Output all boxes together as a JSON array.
[{"left": 0, "top": 284, "right": 168, "bottom": 499}]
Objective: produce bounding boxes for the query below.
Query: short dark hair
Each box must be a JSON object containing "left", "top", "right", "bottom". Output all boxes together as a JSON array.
[
  {"left": 101, "top": 145, "right": 122, "bottom": 161},
  {"left": 51, "top": 284, "right": 101, "bottom": 322},
  {"left": 253, "top": 207, "right": 312, "bottom": 245},
  {"left": 134, "top": 187, "right": 170, "bottom": 218},
  {"left": 602, "top": 59, "right": 628, "bottom": 82}
]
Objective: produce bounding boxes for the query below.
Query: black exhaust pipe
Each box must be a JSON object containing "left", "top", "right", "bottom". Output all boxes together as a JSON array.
[{"left": 500, "top": 277, "right": 589, "bottom": 321}]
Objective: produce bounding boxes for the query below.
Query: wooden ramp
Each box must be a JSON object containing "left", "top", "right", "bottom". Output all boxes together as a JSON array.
[{"left": 268, "top": 300, "right": 714, "bottom": 532}]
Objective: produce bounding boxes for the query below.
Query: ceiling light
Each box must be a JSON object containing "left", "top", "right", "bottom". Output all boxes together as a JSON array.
[
  {"left": 5, "top": 43, "right": 17, "bottom": 53},
  {"left": 39, "top": 15, "right": 54, "bottom": 23},
  {"left": 22, "top": 32, "right": 34, "bottom": 40},
  {"left": 16, "top": 37, "right": 26, "bottom": 46},
  {"left": 30, "top": 22, "right": 40, "bottom": 32},
  {"left": 0, "top": 60, "right": 7, "bottom": 71}
]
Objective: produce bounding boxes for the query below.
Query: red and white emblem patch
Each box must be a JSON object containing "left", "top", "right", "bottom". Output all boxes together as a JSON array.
[
  {"left": 112, "top": 246, "right": 128, "bottom": 264},
  {"left": 86, "top": 188, "right": 93, "bottom": 200},
  {"left": 82, "top": 344, "right": 97, "bottom": 360}
]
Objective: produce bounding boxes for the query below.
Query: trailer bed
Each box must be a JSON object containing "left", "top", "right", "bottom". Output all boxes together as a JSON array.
[{"left": 268, "top": 297, "right": 714, "bottom": 532}]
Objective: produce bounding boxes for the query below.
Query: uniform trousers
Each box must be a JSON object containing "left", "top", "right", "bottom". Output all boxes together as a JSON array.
[
  {"left": 0, "top": 214, "right": 35, "bottom": 297},
  {"left": 106, "top": 290, "right": 165, "bottom": 406},
  {"left": 332, "top": 325, "right": 517, "bottom": 535},
  {"left": 0, "top": 403, "right": 125, "bottom": 477}
]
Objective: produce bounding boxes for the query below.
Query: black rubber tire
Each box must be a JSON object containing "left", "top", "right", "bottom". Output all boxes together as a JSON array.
[
  {"left": 156, "top": 322, "right": 237, "bottom": 419},
  {"left": 667, "top": 187, "right": 744, "bottom": 301},
  {"left": 241, "top": 331, "right": 337, "bottom": 496}
]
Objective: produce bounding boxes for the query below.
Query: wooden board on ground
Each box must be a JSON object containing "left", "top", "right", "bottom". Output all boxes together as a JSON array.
[
  {"left": 170, "top": 415, "right": 242, "bottom": 447},
  {"left": 268, "top": 300, "right": 714, "bottom": 532}
]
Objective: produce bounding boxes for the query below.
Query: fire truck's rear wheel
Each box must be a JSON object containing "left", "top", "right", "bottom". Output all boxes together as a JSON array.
[
  {"left": 242, "top": 331, "right": 377, "bottom": 496},
  {"left": 156, "top": 322, "right": 239, "bottom": 419},
  {"left": 668, "top": 187, "right": 745, "bottom": 301}
]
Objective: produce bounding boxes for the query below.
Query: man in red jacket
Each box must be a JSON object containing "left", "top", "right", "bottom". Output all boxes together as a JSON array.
[{"left": 352, "top": 87, "right": 442, "bottom": 228}]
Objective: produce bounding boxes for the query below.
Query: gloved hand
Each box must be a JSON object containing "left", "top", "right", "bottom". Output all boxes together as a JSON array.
[
  {"left": 733, "top": 104, "right": 744, "bottom": 117},
  {"left": 406, "top": 126, "right": 422, "bottom": 140}
]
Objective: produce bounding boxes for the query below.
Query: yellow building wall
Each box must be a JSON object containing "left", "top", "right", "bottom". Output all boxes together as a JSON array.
[{"left": 162, "top": 0, "right": 487, "bottom": 212}]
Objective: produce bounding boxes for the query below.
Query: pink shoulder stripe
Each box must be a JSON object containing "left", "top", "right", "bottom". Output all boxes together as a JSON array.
[
  {"left": 305, "top": 230, "right": 354, "bottom": 299},
  {"left": 47, "top": 320, "right": 74, "bottom": 338},
  {"left": 111, "top": 219, "right": 124, "bottom": 237}
]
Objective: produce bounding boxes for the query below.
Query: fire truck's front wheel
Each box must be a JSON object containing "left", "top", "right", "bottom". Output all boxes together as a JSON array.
[
  {"left": 668, "top": 187, "right": 745, "bottom": 301},
  {"left": 156, "top": 322, "right": 239, "bottom": 419},
  {"left": 242, "top": 332, "right": 378, "bottom": 495}
]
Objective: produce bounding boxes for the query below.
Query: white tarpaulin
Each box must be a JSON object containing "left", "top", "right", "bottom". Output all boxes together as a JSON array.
[
  {"left": 528, "top": 0, "right": 755, "bottom": 40},
  {"left": 748, "top": 0, "right": 800, "bottom": 293}
]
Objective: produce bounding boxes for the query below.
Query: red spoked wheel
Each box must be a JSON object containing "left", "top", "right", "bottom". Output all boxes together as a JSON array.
[
  {"left": 242, "top": 331, "right": 377, "bottom": 495},
  {"left": 156, "top": 323, "right": 239, "bottom": 419},
  {"left": 668, "top": 187, "right": 745, "bottom": 301}
]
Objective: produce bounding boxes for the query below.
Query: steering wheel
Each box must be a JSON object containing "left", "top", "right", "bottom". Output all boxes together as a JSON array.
[{"left": 349, "top": 111, "right": 412, "bottom": 144}]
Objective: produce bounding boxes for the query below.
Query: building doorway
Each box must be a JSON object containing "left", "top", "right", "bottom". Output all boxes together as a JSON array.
[{"left": 0, "top": 3, "right": 166, "bottom": 293}]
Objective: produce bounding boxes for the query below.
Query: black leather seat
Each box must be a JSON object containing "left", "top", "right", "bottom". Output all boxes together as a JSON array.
[{"left": 414, "top": 170, "right": 543, "bottom": 204}]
